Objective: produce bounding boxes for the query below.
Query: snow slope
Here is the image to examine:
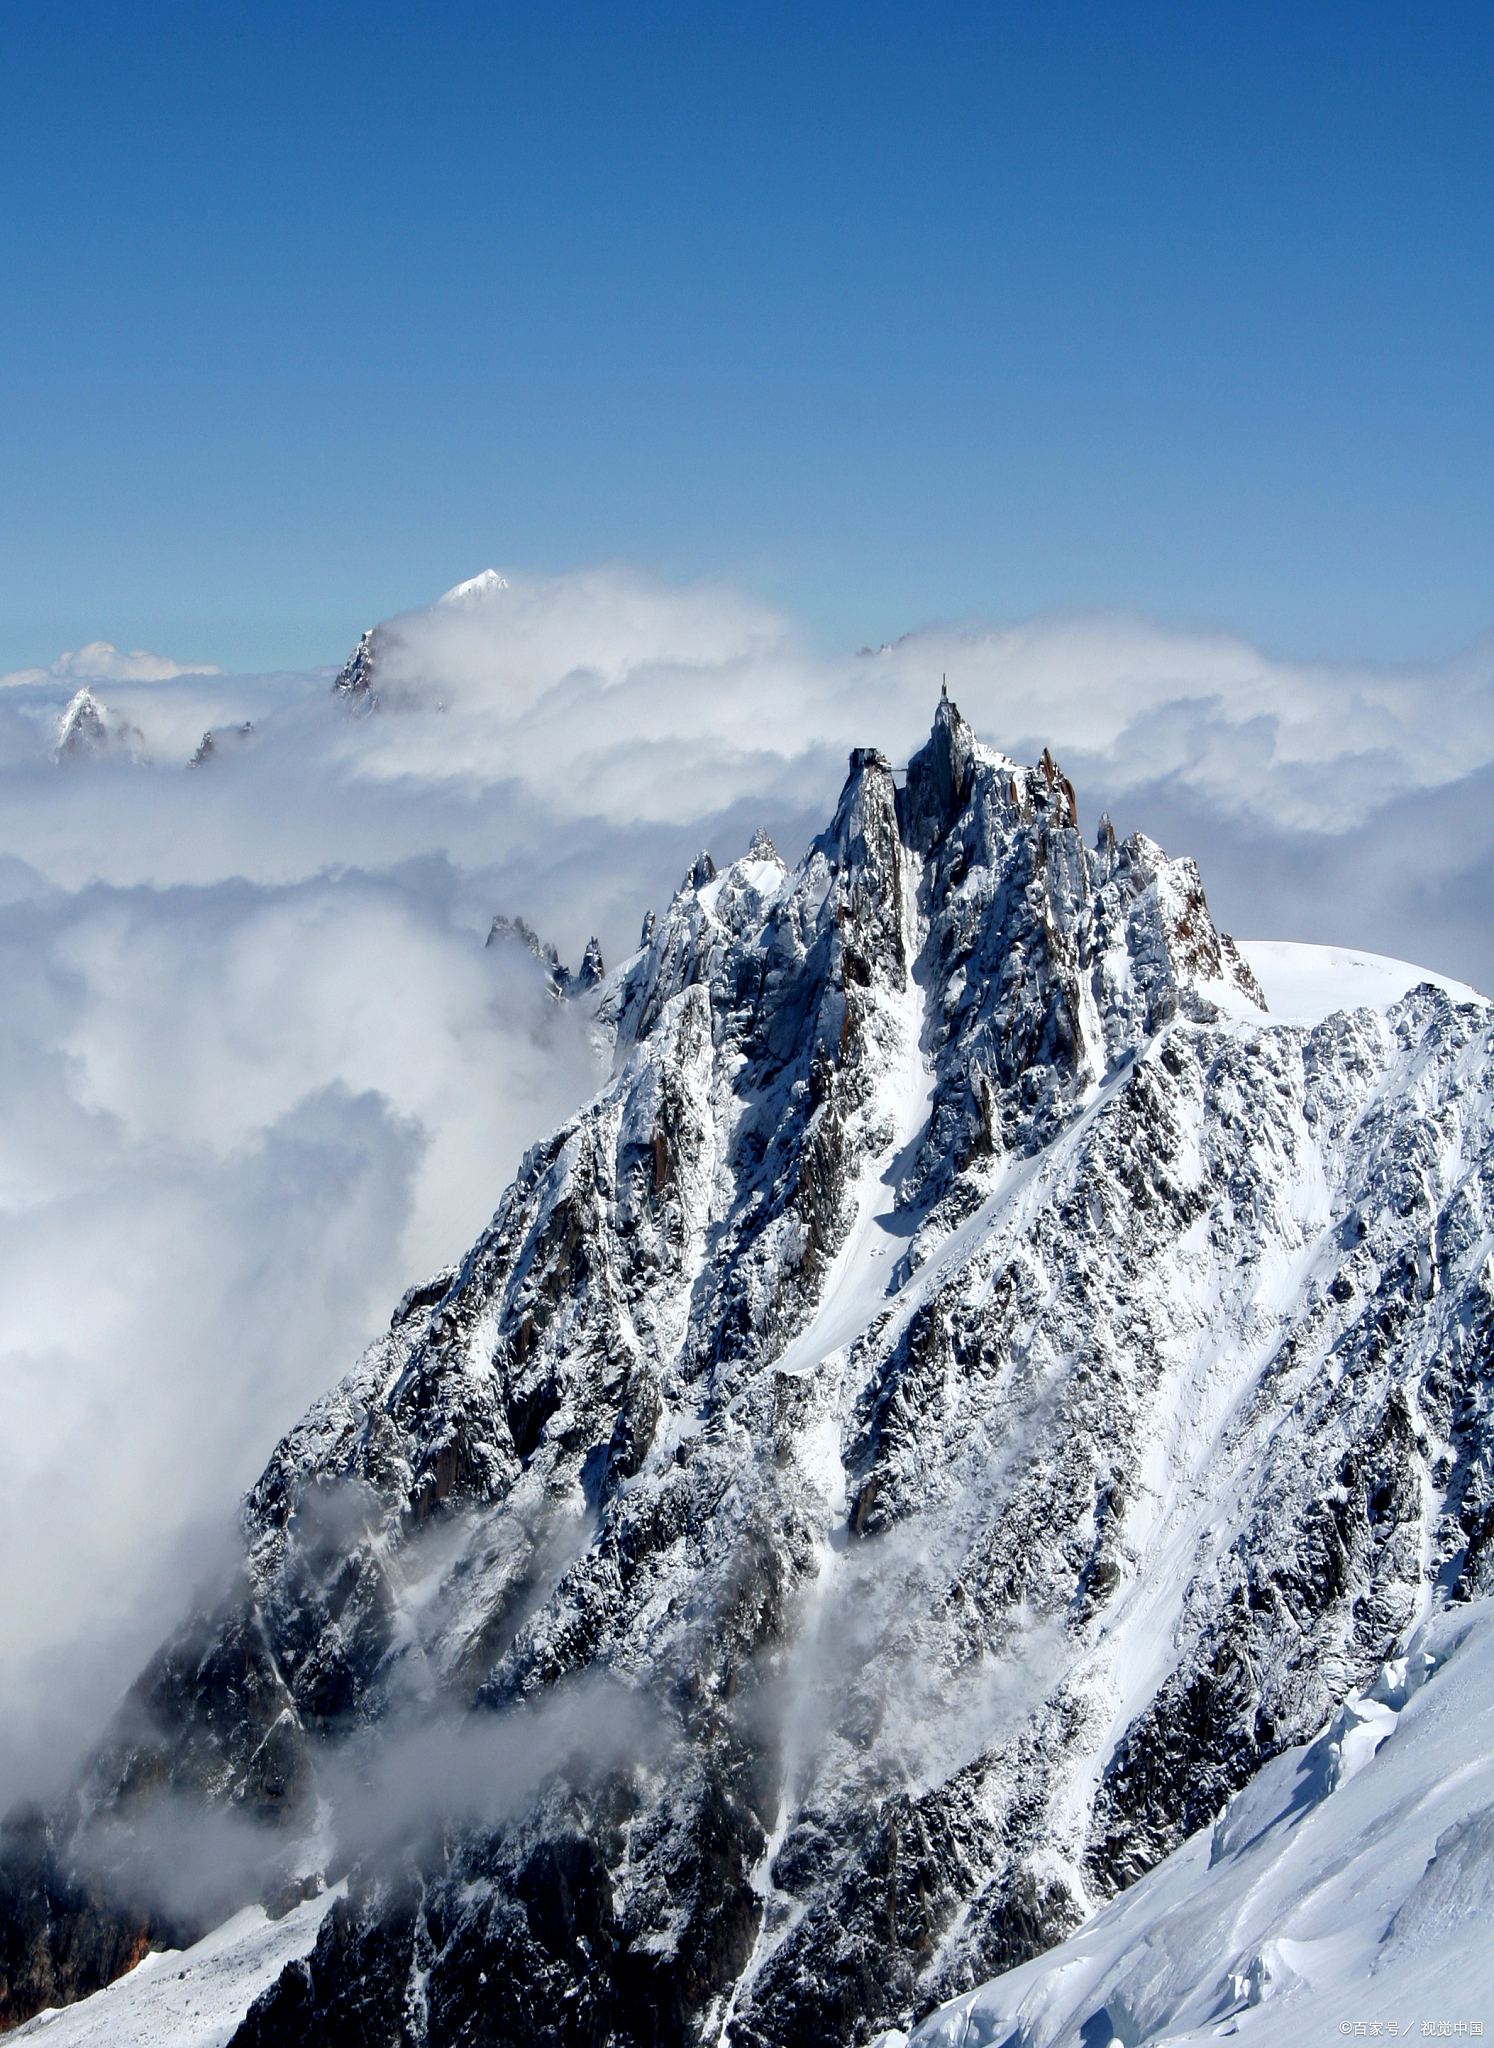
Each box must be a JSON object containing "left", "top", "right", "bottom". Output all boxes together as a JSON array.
[
  {"left": 1237, "top": 939, "right": 1485, "bottom": 1025},
  {"left": 13, "top": 1888, "right": 341, "bottom": 2048},
  {"left": 904, "top": 1601, "right": 1494, "bottom": 2048}
]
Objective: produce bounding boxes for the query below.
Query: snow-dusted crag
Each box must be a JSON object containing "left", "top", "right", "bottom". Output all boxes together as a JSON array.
[
  {"left": 487, "top": 915, "right": 605, "bottom": 1001},
  {"left": 333, "top": 629, "right": 378, "bottom": 707},
  {"left": 3, "top": 696, "right": 1491, "bottom": 2046},
  {"left": 52, "top": 686, "right": 146, "bottom": 764},
  {"left": 906, "top": 1599, "right": 1494, "bottom": 2048}
]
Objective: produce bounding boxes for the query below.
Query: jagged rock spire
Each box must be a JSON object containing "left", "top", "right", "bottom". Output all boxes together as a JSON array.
[
  {"left": 54, "top": 687, "right": 146, "bottom": 765},
  {"left": 899, "top": 689, "right": 977, "bottom": 851},
  {"left": 55, "top": 687, "right": 111, "bottom": 762},
  {"left": 333, "top": 628, "right": 377, "bottom": 704}
]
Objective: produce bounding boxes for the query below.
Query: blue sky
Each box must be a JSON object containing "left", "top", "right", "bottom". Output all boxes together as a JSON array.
[{"left": 2, "top": 0, "right": 1490, "bottom": 674}]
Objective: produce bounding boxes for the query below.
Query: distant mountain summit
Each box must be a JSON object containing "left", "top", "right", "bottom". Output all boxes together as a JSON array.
[
  {"left": 439, "top": 568, "right": 508, "bottom": 605},
  {"left": 4, "top": 695, "right": 1490, "bottom": 2047},
  {"left": 53, "top": 686, "right": 146, "bottom": 764},
  {"left": 331, "top": 573, "right": 508, "bottom": 712},
  {"left": 487, "top": 913, "right": 605, "bottom": 999},
  {"left": 333, "top": 628, "right": 378, "bottom": 706}
]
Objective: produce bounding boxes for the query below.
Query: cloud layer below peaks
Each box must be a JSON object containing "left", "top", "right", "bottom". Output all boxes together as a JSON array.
[{"left": 341, "top": 566, "right": 1494, "bottom": 838}]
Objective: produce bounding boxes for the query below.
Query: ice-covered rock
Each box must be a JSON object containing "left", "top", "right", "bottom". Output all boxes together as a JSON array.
[
  {"left": 188, "top": 721, "right": 255, "bottom": 768},
  {"left": 909, "top": 1602, "right": 1494, "bottom": 2047},
  {"left": 332, "top": 628, "right": 377, "bottom": 706},
  {"left": 53, "top": 686, "right": 146, "bottom": 764}
]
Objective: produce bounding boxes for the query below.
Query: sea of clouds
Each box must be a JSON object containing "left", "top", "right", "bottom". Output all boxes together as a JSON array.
[{"left": 1, "top": 565, "right": 1490, "bottom": 1805}]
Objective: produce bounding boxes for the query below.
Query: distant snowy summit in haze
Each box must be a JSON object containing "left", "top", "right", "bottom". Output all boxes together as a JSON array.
[
  {"left": 332, "top": 626, "right": 377, "bottom": 706},
  {"left": 333, "top": 569, "right": 509, "bottom": 711},
  {"left": 5, "top": 691, "right": 1491, "bottom": 2048},
  {"left": 486, "top": 912, "right": 605, "bottom": 1000},
  {"left": 441, "top": 569, "right": 509, "bottom": 605},
  {"left": 53, "top": 685, "right": 145, "bottom": 764}
]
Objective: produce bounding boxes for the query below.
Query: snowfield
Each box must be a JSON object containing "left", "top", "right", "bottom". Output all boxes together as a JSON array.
[
  {"left": 14, "top": 1888, "right": 341, "bottom": 2048},
  {"left": 1235, "top": 940, "right": 1485, "bottom": 1027},
  {"left": 901, "top": 1601, "right": 1494, "bottom": 2048}
]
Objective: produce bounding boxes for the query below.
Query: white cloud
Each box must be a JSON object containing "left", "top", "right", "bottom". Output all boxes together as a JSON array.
[
  {"left": 0, "top": 864, "right": 598, "bottom": 1799},
  {"left": 1, "top": 640, "right": 222, "bottom": 688},
  {"left": 332, "top": 568, "right": 1494, "bottom": 840}
]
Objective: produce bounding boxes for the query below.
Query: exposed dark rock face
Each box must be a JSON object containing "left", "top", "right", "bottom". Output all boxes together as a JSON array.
[
  {"left": 577, "top": 937, "right": 607, "bottom": 992},
  {"left": 0, "top": 1585, "right": 314, "bottom": 2028},
  {"left": 4, "top": 696, "right": 1491, "bottom": 2047},
  {"left": 189, "top": 720, "right": 254, "bottom": 768},
  {"left": 0, "top": 1810, "right": 156, "bottom": 2032}
]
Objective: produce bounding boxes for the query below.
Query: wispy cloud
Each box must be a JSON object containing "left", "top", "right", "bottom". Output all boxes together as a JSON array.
[
  {"left": 337, "top": 568, "right": 1494, "bottom": 840},
  {"left": 0, "top": 863, "right": 599, "bottom": 1803}
]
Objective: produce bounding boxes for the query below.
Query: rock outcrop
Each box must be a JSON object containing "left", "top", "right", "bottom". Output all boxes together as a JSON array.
[
  {"left": 333, "top": 629, "right": 378, "bottom": 707},
  {"left": 53, "top": 687, "right": 145, "bottom": 764},
  {"left": 486, "top": 915, "right": 606, "bottom": 1000}
]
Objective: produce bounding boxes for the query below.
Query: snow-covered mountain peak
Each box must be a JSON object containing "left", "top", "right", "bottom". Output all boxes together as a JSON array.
[
  {"left": 4, "top": 692, "right": 1490, "bottom": 2048},
  {"left": 439, "top": 568, "right": 508, "bottom": 605},
  {"left": 55, "top": 685, "right": 108, "bottom": 757},
  {"left": 332, "top": 627, "right": 377, "bottom": 705},
  {"left": 54, "top": 684, "right": 147, "bottom": 764}
]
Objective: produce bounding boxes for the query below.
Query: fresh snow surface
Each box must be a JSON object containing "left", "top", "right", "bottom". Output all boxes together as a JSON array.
[
  {"left": 897, "top": 1602, "right": 1494, "bottom": 2048},
  {"left": 439, "top": 567, "right": 507, "bottom": 604},
  {"left": 13, "top": 1886, "right": 341, "bottom": 2048},
  {"left": 1236, "top": 939, "right": 1486, "bottom": 1024}
]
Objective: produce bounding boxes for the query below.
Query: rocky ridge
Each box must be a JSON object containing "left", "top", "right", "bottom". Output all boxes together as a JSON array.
[
  {"left": 2, "top": 695, "right": 1491, "bottom": 2047},
  {"left": 189, "top": 721, "right": 255, "bottom": 768},
  {"left": 486, "top": 915, "right": 605, "bottom": 1000}
]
